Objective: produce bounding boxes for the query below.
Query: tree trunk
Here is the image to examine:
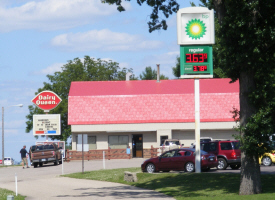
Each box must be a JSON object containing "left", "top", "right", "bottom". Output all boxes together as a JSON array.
[{"left": 239, "top": 71, "right": 262, "bottom": 195}]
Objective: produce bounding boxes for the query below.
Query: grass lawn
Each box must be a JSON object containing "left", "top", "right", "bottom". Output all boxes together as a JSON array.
[
  {"left": 0, "top": 188, "right": 25, "bottom": 200},
  {"left": 63, "top": 167, "right": 275, "bottom": 200}
]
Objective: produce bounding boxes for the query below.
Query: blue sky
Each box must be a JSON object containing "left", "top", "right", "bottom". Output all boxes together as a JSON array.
[{"left": 0, "top": 0, "right": 200, "bottom": 162}]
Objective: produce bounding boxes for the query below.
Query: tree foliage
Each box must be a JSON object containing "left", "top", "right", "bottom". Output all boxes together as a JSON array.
[
  {"left": 139, "top": 66, "right": 169, "bottom": 80},
  {"left": 202, "top": 0, "right": 275, "bottom": 195},
  {"left": 26, "top": 56, "right": 136, "bottom": 142},
  {"left": 101, "top": 0, "right": 179, "bottom": 32}
]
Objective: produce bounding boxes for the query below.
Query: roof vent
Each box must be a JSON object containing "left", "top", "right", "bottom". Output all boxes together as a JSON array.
[
  {"left": 157, "top": 64, "right": 160, "bottom": 82},
  {"left": 126, "top": 72, "right": 133, "bottom": 81}
]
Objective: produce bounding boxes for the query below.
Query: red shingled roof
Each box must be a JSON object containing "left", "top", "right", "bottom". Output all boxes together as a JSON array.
[{"left": 68, "top": 78, "right": 239, "bottom": 125}]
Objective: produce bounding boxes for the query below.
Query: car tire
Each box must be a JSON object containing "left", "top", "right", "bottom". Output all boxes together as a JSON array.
[
  {"left": 146, "top": 163, "right": 155, "bottom": 173},
  {"left": 185, "top": 162, "right": 195, "bottom": 172},
  {"left": 33, "top": 163, "right": 38, "bottom": 168},
  {"left": 217, "top": 158, "right": 227, "bottom": 170},
  {"left": 230, "top": 164, "right": 241, "bottom": 170},
  {"left": 262, "top": 156, "right": 272, "bottom": 166}
]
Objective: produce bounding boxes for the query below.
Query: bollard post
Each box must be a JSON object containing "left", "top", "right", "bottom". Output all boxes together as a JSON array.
[
  {"left": 15, "top": 173, "right": 17, "bottom": 196},
  {"left": 103, "top": 151, "right": 105, "bottom": 169}
]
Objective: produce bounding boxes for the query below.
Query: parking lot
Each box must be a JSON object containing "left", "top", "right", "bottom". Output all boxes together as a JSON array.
[{"left": 0, "top": 159, "right": 275, "bottom": 199}]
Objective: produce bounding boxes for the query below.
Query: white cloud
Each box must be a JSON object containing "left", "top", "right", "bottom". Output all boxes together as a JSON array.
[
  {"left": 32, "top": 62, "right": 64, "bottom": 75},
  {"left": 0, "top": 0, "right": 131, "bottom": 32},
  {"left": 50, "top": 29, "right": 164, "bottom": 52}
]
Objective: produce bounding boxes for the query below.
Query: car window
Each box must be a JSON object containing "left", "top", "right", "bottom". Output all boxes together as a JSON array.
[
  {"left": 232, "top": 141, "right": 240, "bottom": 150},
  {"left": 201, "top": 143, "right": 217, "bottom": 152},
  {"left": 220, "top": 142, "right": 233, "bottom": 150},
  {"left": 31, "top": 145, "right": 37, "bottom": 151},
  {"left": 162, "top": 151, "right": 176, "bottom": 158},
  {"left": 177, "top": 151, "right": 185, "bottom": 156},
  {"left": 185, "top": 151, "right": 191, "bottom": 156}
]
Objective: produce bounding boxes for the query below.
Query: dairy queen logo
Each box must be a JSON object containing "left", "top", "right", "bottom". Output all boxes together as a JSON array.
[{"left": 31, "top": 91, "right": 62, "bottom": 111}]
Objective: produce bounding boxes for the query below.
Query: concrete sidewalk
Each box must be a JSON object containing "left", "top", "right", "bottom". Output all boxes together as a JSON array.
[{"left": 0, "top": 159, "right": 175, "bottom": 200}]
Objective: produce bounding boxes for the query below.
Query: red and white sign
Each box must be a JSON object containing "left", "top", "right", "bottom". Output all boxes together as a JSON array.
[{"left": 31, "top": 91, "right": 62, "bottom": 111}]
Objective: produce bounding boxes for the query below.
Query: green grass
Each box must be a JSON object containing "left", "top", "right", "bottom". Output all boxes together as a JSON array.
[
  {"left": 63, "top": 168, "right": 275, "bottom": 200},
  {"left": 0, "top": 188, "right": 25, "bottom": 200}
]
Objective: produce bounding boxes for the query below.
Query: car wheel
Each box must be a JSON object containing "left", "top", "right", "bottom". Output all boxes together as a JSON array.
[
  {"left": 262, "top": 156, "right": 272, "bottom": 166},
  {"left": 146, "top": 163, "right": 155, "bottom": 173},
  {"left": 230, "top": 164, "right": 241, "bottom": 170},
  {"left": 33, "top": 163, "right": 38, "bottom": 168},
  {"left": 217, "top": 158, "right": 227, "bottom": 170},
  {"left": 185, "top": 162, "right": 195, "bottom": 172}
]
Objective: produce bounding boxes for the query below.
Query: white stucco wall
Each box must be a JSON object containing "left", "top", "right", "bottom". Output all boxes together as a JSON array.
[{"left": 70, "top": 122, "right": 238, "bottom": 151}]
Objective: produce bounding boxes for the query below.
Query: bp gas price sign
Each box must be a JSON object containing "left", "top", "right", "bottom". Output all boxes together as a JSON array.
[
  {"left": 33, "top": 114, "right": 61, "bottom": 135},
  {"left": 180, "top": 45, "right": 213, "bottom": 78}
]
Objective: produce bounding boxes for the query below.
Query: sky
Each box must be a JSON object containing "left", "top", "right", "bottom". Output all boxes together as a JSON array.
[{"left": 0, "top": 0, "right": 201, "bottom": 163}]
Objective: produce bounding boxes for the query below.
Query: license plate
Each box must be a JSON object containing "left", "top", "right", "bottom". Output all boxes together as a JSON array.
[
  {"left": 210, "top": 158, "right": 214, "bottom": 161},
  {"left": 42, "top": 159, "right": 46, "bottom": 162}
]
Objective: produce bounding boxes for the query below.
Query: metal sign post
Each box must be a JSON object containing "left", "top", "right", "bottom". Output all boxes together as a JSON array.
[{"left": 195, "top": 79, "right": 201, "bottom": 173}]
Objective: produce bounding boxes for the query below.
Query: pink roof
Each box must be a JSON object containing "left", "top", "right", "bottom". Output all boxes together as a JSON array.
[{"left": 68, "top": 78, "right": 239, "bottom": 125}]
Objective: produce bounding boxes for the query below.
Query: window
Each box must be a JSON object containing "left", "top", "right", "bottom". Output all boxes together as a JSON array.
[
  {"left": 88, "top": 136, "right": 97, "bottom": 150},
  {"left": 201, "top": 142, "right": 217, "bottom": 152},
  {"left": 109, "top": 135, "right": 129, "bottom": 149},
  {"left": 232, "top": 141, "right": 240, "bottom": 150},
  {"left": 220, "top": 143, "right": 233, "bottom": 150},
  {"left": 160, "top": 136, "right": 168, "bottom": 146}
]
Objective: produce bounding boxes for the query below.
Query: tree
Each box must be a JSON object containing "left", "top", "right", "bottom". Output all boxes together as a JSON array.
[
  {"left": 26, "top": 56, "right": 136, "bottom": 142},
  {"left": 139, "top": 66, "right": 169, "bottom": 80},
  {"left": 202, "top": 0, "right": 275, "bottom": 195},
  {"left": 101, "top": 0, "right": 179, "bottom": 32}
]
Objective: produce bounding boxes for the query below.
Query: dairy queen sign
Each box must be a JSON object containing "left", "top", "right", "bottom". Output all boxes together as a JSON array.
[{"left": 31, "top": 91, "right": 62, "bottom": 112}]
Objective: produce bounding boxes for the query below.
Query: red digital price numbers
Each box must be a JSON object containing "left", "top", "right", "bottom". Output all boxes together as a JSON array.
[
  {"left": 186, "top": 53, "right": 208, "bottom": 63},
  {"left": 193, "top": 66, "right": 207, "bottom": 71}
]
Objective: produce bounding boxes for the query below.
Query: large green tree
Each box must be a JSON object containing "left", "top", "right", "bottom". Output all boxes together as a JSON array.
[
  {"left": 139, "top": 66, "right": 169, "bottom": 80},
  {"left": 103, "top": 0, "right": 275, "bottom": 195},
  {"left": 26, "top": 56, "right": 136, "bottom": 142},
  {"left": 203, "top": 0, "right": 275, "bottom": 195}
]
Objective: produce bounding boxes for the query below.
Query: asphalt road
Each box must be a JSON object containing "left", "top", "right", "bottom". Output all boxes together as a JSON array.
[{"left": 1, "top": 159, "right": 275, "bottom": 200}]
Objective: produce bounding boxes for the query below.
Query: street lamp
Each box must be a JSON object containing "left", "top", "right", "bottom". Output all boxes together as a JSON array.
[{"left": 2, "top": 104, "right": 23, "bottom": 166}]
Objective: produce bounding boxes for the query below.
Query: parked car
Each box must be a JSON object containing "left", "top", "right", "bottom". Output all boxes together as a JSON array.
[
  {"left": 4, "top": 157, "right": 14, "bottom": 165},
  {"left": 199, "top": 140, "right": 241, "bottom": 170},
  {"left": 159, "top": 139, "right": 182, "bottom": 153},
  {"left": 259, "top": 152, "right": 275, "bottom": 166},
  {"left": 141, "top": 148, "right": 218, "bottom": 173}
]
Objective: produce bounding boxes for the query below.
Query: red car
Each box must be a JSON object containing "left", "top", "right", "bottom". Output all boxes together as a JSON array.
[{"left": 141, "top": 148, "right": 218, "bottom": 173}]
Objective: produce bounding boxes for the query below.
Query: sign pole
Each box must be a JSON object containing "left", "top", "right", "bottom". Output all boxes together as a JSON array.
[{"left": 195, "top": 79, "right": 201, "bottom": 173}]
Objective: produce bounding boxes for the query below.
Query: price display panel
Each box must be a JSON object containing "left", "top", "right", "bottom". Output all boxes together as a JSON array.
[{"left": 180, "top": 45, "right": 213, "bottom": 78}]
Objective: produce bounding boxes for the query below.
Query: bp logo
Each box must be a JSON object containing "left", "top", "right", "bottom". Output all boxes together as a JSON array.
[{"left": 185, "top": 19, "right": 206, "bottom": 40}]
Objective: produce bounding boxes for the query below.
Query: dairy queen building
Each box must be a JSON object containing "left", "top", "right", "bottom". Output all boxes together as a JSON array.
[{"left": 67, "top": 78, "right": 239, "bottom": 159}]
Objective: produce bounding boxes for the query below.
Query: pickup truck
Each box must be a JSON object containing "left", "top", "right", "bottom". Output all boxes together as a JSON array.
[{"left": 29, "top": 143, "right": 62, "bottom": 168}]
